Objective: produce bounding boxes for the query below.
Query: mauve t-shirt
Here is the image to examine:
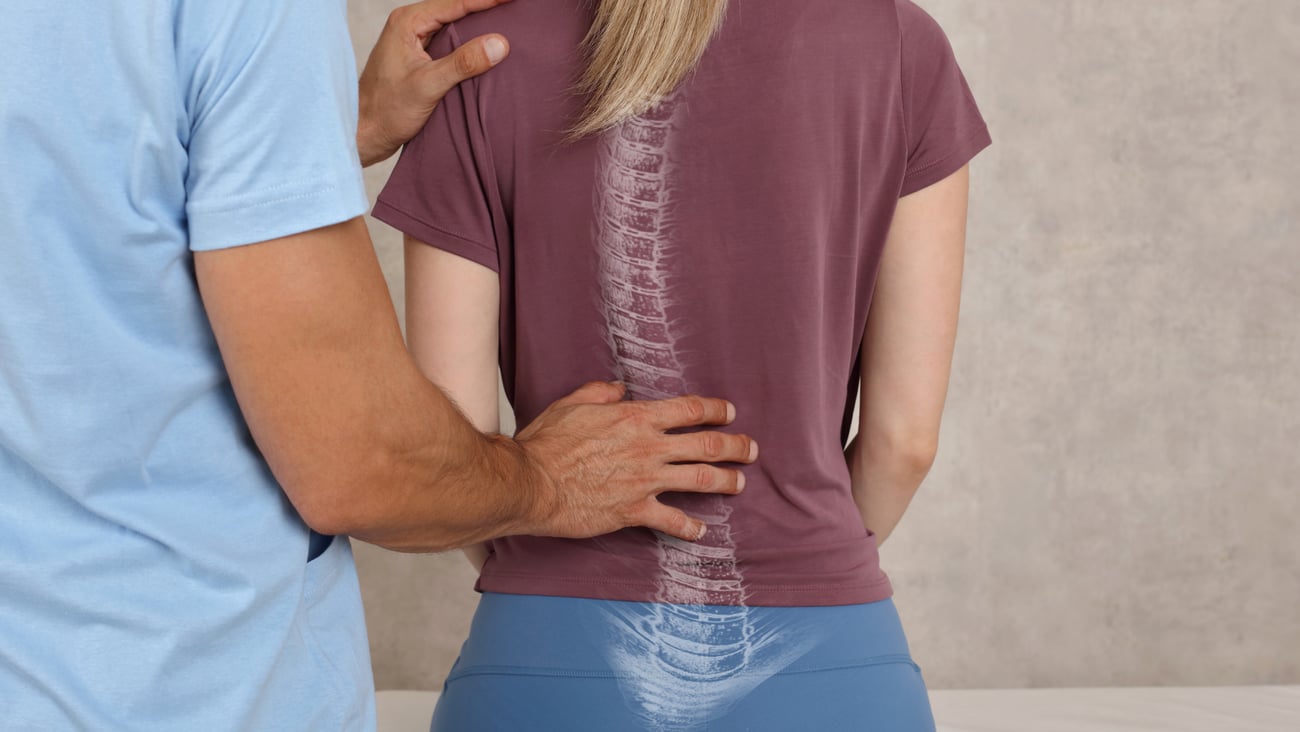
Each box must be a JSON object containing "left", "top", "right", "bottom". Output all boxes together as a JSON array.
[{"left": 375, "top": 0, "right": 991, "bottom": 607}]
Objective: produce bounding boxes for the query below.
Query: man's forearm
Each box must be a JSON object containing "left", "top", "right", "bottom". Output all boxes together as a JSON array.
[
  {"left": 197, "top": 218, "right": 552, "bottom": 552},
  {"left": 333, "top": 368, "right": 553, "bottom": 552},
  {"left": 199, "top": 216, "right": 758, "bottom": 551}
]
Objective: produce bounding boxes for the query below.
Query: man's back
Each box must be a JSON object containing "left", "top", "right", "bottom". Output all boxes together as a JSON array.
[{"left": 0, "top": 2, "right": 374, "bottom": 728}]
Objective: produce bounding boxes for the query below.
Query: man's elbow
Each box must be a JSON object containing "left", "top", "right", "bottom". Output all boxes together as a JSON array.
[
  {"left": 281, "top": 458, "right": 457, "bottom": 553},
  {"left": 287, "top": 476, "right": 366, "bottom": 538},
  {"left": 277, "top": 454, "right": 388, "bottom": 539}
]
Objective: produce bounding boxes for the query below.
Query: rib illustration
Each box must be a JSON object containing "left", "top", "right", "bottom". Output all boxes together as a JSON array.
[{"left": 593, "top": 96, "right": 808, "bottom": 730}]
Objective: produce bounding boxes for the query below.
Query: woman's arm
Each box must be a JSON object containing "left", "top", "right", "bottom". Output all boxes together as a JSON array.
[
  {"left": 847, "top": 166, "right": 970, "bottom": 547},
  {"left": 404, "top": 236, "right": 501, "bottom": 570}
]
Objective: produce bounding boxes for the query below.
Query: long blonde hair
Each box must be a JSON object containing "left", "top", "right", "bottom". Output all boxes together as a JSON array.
[{"left": 570, "top": 0, "right": 729, "bottom": 137}]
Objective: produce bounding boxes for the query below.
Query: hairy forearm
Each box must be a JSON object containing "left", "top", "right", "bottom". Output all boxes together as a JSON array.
[
  {"left": 201, "top": 217, "right": 756, "bottom": 552},
  {"left": 247, "top": 336, "right": 553, "bottom": 552},
  {"left": 198, "top": 219, "right": 553, "bottom": 552},
  {"left": 337, "top": 370, "right": 547, "bottom": 552},
  {"left": 845, "top": 432, "right": 935, "bottom": 547}
]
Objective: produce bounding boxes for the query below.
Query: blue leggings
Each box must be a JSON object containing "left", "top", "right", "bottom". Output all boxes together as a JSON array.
[{"left": 431, "top": 593, "right": 936, "bottom": 731}]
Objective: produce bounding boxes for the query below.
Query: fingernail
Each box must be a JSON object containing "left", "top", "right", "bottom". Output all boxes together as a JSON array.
[
  {"left": 736, "top": 472, "right": 746, "bottom": 492},
  {"left": 695, "top": 523, "right": 708, "bottom": 541},
  {"left": 726, "top": 402, "right": 736, "bottom": 422},
  {"left": 748, "top": 440, "right": 759, "bottom": 462},
  {"left": 484, "top": 37, "right": 507, "bottom": 64}
]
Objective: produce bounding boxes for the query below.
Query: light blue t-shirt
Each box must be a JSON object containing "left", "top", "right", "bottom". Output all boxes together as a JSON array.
[{"left": 1, "top": 2, "right": 375, "bottom": 729}]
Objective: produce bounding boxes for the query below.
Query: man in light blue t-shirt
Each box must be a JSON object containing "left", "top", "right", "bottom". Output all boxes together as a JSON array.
[{"left": 0, "top": 1, "right": 758, "bottom": 729}]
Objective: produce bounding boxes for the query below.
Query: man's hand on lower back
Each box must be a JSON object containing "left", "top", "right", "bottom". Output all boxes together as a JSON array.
[
  {"left": 357, "top": 0, "right": 513, "bottom": 167},
  {"left": 512, "top": 382, "right": 759, "bottom": 543}
]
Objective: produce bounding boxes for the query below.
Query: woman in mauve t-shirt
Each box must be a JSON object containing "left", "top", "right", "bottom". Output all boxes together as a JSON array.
[{"left": 375, "top": 0, "right": 990, "bottom": 728}]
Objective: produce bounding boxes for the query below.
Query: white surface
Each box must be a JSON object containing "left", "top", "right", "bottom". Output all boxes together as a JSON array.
[
  {"left": 376, "top": 686, "right": 1300, "bottom": 731},
  {"left": 928, "top": 686, "right": 1300, "bottom": 732}
]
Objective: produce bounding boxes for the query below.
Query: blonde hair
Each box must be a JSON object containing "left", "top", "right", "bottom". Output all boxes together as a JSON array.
[{"left": 570, "top": 0, "right": 729, "bottom": 137}]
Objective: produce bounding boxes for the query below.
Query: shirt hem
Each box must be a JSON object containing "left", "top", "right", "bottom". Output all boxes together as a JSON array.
[
  {"left": 188, "top": 173, "right": 368, "bottom": 252},
  {"left": 371, "top": 199, "right": 500, "bottom": 273},
  {"left": 899, "top": 123, "right": 993, "bottom": 197},
  {"left": 476, "top": 572, "right": 894, "bottom": 608}
]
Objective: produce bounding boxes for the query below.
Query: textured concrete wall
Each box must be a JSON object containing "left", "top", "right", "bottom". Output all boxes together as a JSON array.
[{"left": 346, "top": 1, "right": 1300, "bottom": 690}]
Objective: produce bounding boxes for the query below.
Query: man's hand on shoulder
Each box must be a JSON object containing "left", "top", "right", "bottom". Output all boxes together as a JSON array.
[{"left": 358, "top": 0, "right": 513, "bottom": 167}]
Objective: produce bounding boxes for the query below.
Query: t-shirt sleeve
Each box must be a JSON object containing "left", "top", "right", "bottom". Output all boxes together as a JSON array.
[
  {"left": 372, "top": 26, "right": 500, "bottom": 274},
  {"left": 179, "top": 0, "right": 368, "bottom": 251},
  {"left": 897, "top": 0, "right": 992, "bottom": 197}
]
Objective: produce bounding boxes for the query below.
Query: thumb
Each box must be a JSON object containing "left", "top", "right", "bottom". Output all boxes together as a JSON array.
[{"left": 424, "top": 34, "right": 509, "bottom": 97}]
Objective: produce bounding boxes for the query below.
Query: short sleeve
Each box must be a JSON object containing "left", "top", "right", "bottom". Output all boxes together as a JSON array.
[
  {"left": 372, "top": 26, "right": 500, "bottom": 274},
  {"left": 178, "top": 0, "right": 368, "bottom": 251},
  {"left": 897, "top": 0, "right": 992, "bottom": 197}
]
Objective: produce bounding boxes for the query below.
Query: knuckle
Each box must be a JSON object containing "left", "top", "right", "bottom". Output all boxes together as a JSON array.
[
  {"left": 620, "top": 404, "right": 649, "bottom": 430},
  {"left": 617, "top": 506, "right": 638, "bottom": 528},
  {"left": 673, "top": 520, "right": 691, "bottom": 539},
  {"left": 452, "top": 47, "right": 479, "bottom": 77},
  {"left": 657, "top": 509, "right": 682, "bottom": 533},
  {"left": 694, "top": 465, "right": 713, "bottom": 489},
  {"left": 682, "top": 396, "right": 707, "bottom": 422},
  {"left": 641, "top": 440, "right": 666, "bottom": 465},
  {"left": 628, "top": 501, "right": 655, "bottom": 528},
  {"left": 700, "top": 433, "right": 723, "bottom": 459}
]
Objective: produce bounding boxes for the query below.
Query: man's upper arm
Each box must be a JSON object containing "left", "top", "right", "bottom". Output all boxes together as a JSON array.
[
  {"left": 178, "top": 0, "right": 367, "bottom": 251},
  {"left": 194, "top": 218, "right": 411, "bottom": 530}
]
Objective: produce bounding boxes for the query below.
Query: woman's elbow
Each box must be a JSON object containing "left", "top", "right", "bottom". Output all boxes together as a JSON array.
[{"left": 860, "top": 427, "right": 939, "bottom": 479}]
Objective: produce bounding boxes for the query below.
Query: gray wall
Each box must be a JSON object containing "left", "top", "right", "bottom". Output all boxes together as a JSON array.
[{"left": 346, "top": 0, "right": 1300, "bottom": 690}]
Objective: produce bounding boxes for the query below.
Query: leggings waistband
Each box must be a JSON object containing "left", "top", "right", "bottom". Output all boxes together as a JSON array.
[{"left": 449, "top": 592, "right": 918, "bottom": 681}]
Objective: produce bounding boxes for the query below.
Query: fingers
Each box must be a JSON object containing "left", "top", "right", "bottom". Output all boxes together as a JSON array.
[
  {"left": 424, "top": 33, "right": 509, "bottom": 94},
  {"left": 551, "top": 381, "right": 627, "bottom": 409},
  {"left": 641, "top": 395, "right": 736, "bottom": 431},
  {"left": 639, "top": 502, "right": 707, "bottom": 542},
  {"left": 396, "top": 0, "right": 516, "bottom": 39},
  {"left": 657, "top": 465, "right": 746, "bottom": 495},
  {"left": 661, "top": 431, "right": 758, "bottom": 464}
]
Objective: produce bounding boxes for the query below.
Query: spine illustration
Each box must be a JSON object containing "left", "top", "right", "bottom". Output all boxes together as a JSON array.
[
  {"left": 594, "top": 97, "right": 804, "bottom": 730},
  {"left": 595, "top": 96, "right": 690, "bottom": 401}
]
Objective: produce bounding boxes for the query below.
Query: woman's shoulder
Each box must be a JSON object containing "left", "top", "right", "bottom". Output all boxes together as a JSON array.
[
  {"left": 444, "top": 0, "right": 590, "bottom": 58},
  {"left": 894, "top": 0, "right": 958, "bottom": 52}
]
